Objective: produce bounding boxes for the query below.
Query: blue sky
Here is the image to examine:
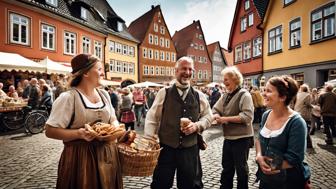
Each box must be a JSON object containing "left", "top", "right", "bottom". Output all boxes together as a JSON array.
[{"left": 107, "top": 0, "right": 237, "bottom": 48}]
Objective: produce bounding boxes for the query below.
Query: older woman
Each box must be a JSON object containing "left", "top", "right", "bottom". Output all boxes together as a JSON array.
[
  {"left": 255, "top": 75, "right": 311, "bottom": 188},
  {"left": 45, "top": 54, "right": 123, "bottom": 189},
  {"left": 212, "top": 66, "right": 254, "bottom": 189},
  {"left": 7, "top": 85, "right": 18, "bottom": 98}
]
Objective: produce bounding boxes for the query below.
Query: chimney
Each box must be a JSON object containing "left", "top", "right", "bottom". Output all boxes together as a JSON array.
[{"left": 151, "top": 5, "right": 155, "bottom": 9}]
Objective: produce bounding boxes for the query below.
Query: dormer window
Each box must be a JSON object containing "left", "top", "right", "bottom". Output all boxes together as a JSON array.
[
  {"left": 117, "top": 21, "right": 123, "bottom": 32},
  {"left": 46, "top": 0, "right": 57, "bottom": 7},
  {"left": 81, "top": 7, "right": 87, "bottom": 20}
]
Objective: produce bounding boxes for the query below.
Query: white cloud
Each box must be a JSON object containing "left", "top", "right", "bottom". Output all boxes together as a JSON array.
[{"left": 165, "top": 0, "right": 236, "bottom": 48}]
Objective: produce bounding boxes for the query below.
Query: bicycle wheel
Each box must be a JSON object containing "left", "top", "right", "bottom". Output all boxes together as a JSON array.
[
  {"left": 25, "top": 111, "right": 48, "bottom": 134},
  {"left": 0, "top": 111, "right": 25, "bottom": 130}
]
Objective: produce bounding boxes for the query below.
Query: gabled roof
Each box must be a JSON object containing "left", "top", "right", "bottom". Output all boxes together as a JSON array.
[
  {"left": 127, "top": 5, "right": 160, "bottom": 42},
  {"left": 207, "top": 41, "right": 227, "bottom": 66},
  {"left": 253, "top": 0, "right": 270, "bottom": 20},
  {"left": 172, "top": 20, "right": 211, "bottom": 59},
  {"left": 172, "top": 22, "right": 197, "bottom": 58},
  {"left": 172, "top": 20, "right": 212, "bottom": 64},
  {"left": 221, "top": 48, "right": 233, "bottom": 66},
  {"left": 227, "top": 0, "right": 269, "bottom": 51}
]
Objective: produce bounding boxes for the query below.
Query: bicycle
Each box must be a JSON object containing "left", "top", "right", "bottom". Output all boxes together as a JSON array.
[{"left": 0, "top": 105, "right": 49, "bottom": 134}]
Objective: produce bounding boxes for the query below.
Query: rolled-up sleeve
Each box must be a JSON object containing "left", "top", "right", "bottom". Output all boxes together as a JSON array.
[
  {"left": 46, "top": 91, "right": 74, "bottom": 128},
  {"left": 238, "top": 93, "right": 254, "bottom": 124},
  {"left": 283, "top": 117, "right": 307, "bottom": 165},
  {"left": 196, "top": 91, "right": 213, "bottom": 132},
  {"left": 144, "top": 88, "right": 166, "bottom": 136}
]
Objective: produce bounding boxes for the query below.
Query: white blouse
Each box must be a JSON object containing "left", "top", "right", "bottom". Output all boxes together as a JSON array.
[
  {"left": 78, "top": 90, "right": 104, "bottom": 108},
  {"left": 260, "top": 112, "right": 297, "bottom": 138}
]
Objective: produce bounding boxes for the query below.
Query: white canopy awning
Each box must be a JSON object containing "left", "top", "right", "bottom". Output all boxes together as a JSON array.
[
  {"left": 128, "top": 81, "right": 164, "bottom": 88},
  {"left": 326, "top": 79, "right": 336, "bottom": 86},
  {"left": 39, "top": 57, "right": 72, "bottom": 75},
  {"left": 206, "top": 82, "right": 220, "bottom": 88},
  {"left": 0, "top": 52, "right": 45, "bottom": 73},
  {"left": 100, "top": 79, "right": 121, "bottom": 86}
]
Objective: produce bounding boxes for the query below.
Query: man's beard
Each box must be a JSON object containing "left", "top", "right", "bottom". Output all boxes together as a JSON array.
[{"left": 180, "top": 77, "right": 190, "bottom": 85}]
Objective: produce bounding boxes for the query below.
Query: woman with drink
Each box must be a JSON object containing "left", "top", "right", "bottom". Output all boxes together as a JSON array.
[{"left": 255, "top": 75, "right": 311, "bottom": 188}]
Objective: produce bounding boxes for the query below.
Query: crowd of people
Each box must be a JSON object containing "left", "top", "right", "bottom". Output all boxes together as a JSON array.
[
  {"left": 0, "top": 76, "right": 68, "bottom": 111},
  {"left": 2, "top": 52, "right": 331, "bottom": 188}
]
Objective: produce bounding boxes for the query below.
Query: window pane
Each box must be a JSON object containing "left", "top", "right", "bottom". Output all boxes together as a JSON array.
[
  {"left": 290, "top": 20, "right": 300, "bottom": 30},
  {"left": 324, "top": 5, "right": 335, "bottom": 16},
  {"left": 13, "top": 24, "right": 19, "bottom": 41},
  {"left": 13, "top": 15, "right": 20, "bottom": 23},
  {"left": 43, "top": 32, "right": 48, "bottom": 47},
  {"left": 276, "top": 36, "right": 282, "bottom": 50},
  {"left": 269, "top": 38, "right": 275, "bottom": 52},
  {"left": 276, "top": 27, "right": 282, "bottom": 35},
  {"left": 324, "top": 17, "right": 335, "bottom": 36},
  {"left": 291, "top": 31, "right": 300, "bottom": 46},
  {"left": 248, "top": 13, "right": 253, "bottom": 26},
  {"left": 313, "top": 22, "right": 322, "bottom": 40},
  {"left": 21, "top": 25, "right": 27, "bottom": 43},
  {"left": 284, "top": 0, "right": 294, "bottom": 4},
  {"left": 312, "top": 11, "right": 322, "bottom": 21}
]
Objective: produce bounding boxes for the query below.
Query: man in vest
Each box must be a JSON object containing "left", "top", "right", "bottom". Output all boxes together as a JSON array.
[{"left": 145, "top": 56, "right": 212, "bottom": 189}]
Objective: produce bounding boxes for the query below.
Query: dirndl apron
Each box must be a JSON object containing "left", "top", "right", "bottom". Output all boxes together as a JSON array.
[{"left": 56, "top": 89, "right": 123, "bottom": 189}]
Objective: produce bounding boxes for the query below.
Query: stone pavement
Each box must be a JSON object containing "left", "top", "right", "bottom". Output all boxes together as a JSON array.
[{"left": 0, "top": 127, "right": 335, "bottom": 189}]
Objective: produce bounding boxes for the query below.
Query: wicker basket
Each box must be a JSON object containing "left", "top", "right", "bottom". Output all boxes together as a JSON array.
[{"left": 117, "top": 143, "right": 161, "bottom": 177}]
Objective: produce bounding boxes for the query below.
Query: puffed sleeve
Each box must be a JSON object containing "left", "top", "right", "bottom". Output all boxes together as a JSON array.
[{"left": 46, "top": 91, "right": 75, "bottom": 129}]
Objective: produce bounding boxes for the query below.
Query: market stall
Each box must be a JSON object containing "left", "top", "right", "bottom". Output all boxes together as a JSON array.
[
  {"left": 39, "top": 57, "right": 72, "bottom": 75},
  {"left": 0, "top": 52, "right": 45, "bottom": 73}
]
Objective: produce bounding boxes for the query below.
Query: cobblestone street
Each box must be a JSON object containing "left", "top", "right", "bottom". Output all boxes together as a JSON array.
[{"left": 0, "top": 127, "right": 335, "bottom": 189}]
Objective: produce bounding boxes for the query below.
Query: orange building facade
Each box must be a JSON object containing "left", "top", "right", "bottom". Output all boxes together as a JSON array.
[
  {"left": 0, "top": 0, "right": 105, "bottom": 64},
  {"left": 128, "top": 5, "right": 177, "bottom": 83}
]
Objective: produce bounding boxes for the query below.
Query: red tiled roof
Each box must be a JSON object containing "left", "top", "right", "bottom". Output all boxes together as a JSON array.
[
  {"left": 172, "top": 21, "right": 197, "bottom": 58},
  {"left": 222, "top": 48, "right": 233, "bottom": 66},
  {"left": 127, "top": 5, "right": 159, "bottom": 42}
]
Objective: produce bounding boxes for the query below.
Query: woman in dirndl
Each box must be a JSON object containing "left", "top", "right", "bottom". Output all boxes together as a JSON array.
[
  {"left": 45, "top": 54, "right": 123, "bottom": 189},
  {"left": 119, "top": 87, "right": 136, "bottom": 130}
]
